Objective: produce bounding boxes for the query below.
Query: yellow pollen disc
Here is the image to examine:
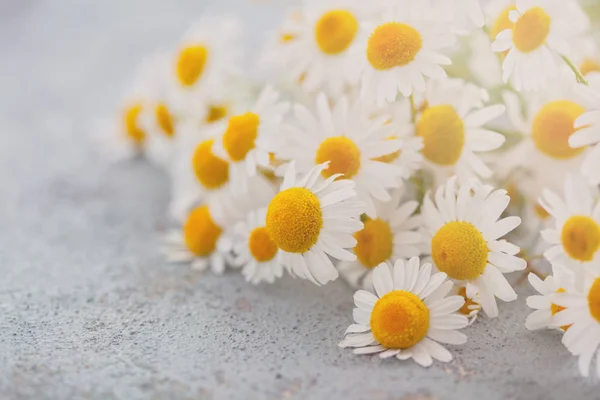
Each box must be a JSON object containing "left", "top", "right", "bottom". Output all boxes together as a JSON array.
[
  {"left": 206, "top": 104, "right": 228, "bottom": 123},
  {"left": 534, "top": 203, "right": 550, "bottom": 220},
  {"left": 457, "top": 287, "right": 478, "bottom": 315},
  {"left": 353, "top": 218, "right": 394, "bottom": 268},
  {"left": 417, "top": 105, "right": 465, "bottom": 166},
  {"left": 581, "top": 59, "right": 600, "bottom": 76},
  {"left": 588, "top": 278, "right": 600, "bottom": 323},
  {"left": 432, "top": 221, "right": 488, "bottom": 281},
  {"left": 532, "top": 100, "right": 585, "bottom": 160},
  {"left": 367, "top": 22, "right": 423, "bottom": 70},
  {"left": 248, "top": 226, "right": 278, "bottom": 262},
  {"left": 561, "top": 216, "right": 600, "bottom": 262},
  {"left": 123, "top": 104, "right": 146, "bottom": 144},
  {"left": 155, "top": 104, "right": 175, "bottom": 137},
  {"left": 176, "top": 45, "right": 208, "bottom": 87},
  {"left": 280, "top": 33, "right": 296, "bottom": 43},
  {"left": 315, "top": 136, "right": 361, "bottom": 179},
  {"left": 315, "top": 10, "right": 358, "bottom": 55},
  {"left": 373, "top": 136, "right": 401, "bottom": 163},
  {"left": 370, "top": 290, "right": 430, "bottom": 349},
  {"left": 550, "top": 288, "right": 571, "bottom": 331},
  {"left": 183, "top": 205, "right": 223, "bottom": 257},
  {"left": 223, "top": 112, "right": 260, "bottom": 162},
  {"left": 512, "top": 7, "right": 551, "bottom": 53},
  {"left": 192, "top": 139, "right": 229, "bottom": 189},
  {"left": 266, "top": 187, "right": 323, "bottom": 253},
  {"left": 492, "top": 6, "right": 516, "bottom": 39}
]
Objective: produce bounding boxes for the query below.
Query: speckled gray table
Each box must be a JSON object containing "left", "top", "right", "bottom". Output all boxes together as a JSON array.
[{"left": 0, "top": 1, "right": 597, "bottom": 399}]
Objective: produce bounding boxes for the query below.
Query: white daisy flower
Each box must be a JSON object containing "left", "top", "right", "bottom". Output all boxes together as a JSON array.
[
  {"left": 338, "top": 189, "right": 422, "bottom": 289},
  {"left": 430, "top": 0, "right": 485, "bottom": 35},
  {"left": 539, "top": 174, "right": 600, "bottom": 283},
  {"left": 491, "top": 0, "right": 589, "bottom": 91},
  {"left": 414, "top": 78, "right": 506, "bottom": 184},
  {"left": 265, "top": 162, "right": 365, "bottom": 285},
  {"left": 550, "top": 269, "right": 600, "bottom": 379},
  {"left": 453, "top": 284, "right": 482, "bottom": 325},
  {"left": 339, "top": 258, "right": 468, "bottom": 366},
  {"left": 569, "top": 37, "right": 600, "bottom": 79},
  {"left": 421, "top": 178, "right": 527, "bottom": 317},
  {"left": 233, "top": 208, "right": 283, "bottom": 285},
  {"left": 276, "top": 93, "right": 405, "bottom": 218},
  {"left": 212, "top": 86, "right": 289, "bottom": 194},
  {"left": 357, "top": 1, "right": 456, "bottom": 104},
  {"left": 572, "top": 76, "right": 600, "bottom": 184},
  {"left": 526, "top": 269, "right": 575, "bottom": 331}
]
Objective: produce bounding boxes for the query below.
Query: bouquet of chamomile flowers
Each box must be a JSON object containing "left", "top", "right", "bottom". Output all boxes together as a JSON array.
[{"left": 93, "top": 0, "right": 600, "bottom": 379}]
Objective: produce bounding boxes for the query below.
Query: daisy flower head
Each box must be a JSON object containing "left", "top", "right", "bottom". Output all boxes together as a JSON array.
[
  {"left": 421, "top": 177, "right": 527, "bottom": 317},
  {"left": 491, "top": 0, "right": 589, "bottom": 92},
  {"left": 358, "top": 1, "right": 456, "bottom": 105},
  {"left": 264, "top": 162, "right": 365, "bottom": 285},
  {"left": 550, "top": 268, "right": 600, "bottom": 379},
  {"left": 212, "top": 86, "right": 289, "bottom": 194},
  {"left": 339, "top": 258, "right": 469, "bottom": 366},
  {"left": 338, "top": 188, "right": 422, "bottom": 289},
  {"left": 430, "top": 0, "right": 485, "bottom": 35},
  {"left": 526, "top": 269, "right": 575, "bottom": 331},
  {"left": 233, "top": 207, "right": 283, "bottom": 285},
  {"left": 573, "top": 76, "right": 600, "bottom": 184},
  {"left": 539, "top": 174, "right": 600, "bottom": 280},
  {"left": 453, "top": 283, "right": 482, "bottom": 324},
  {"left": 276, "top": 93, "right": 406, "bottom": 218},
  {"left": 414, "top": 78, "right": 506, "bottom": 184}
]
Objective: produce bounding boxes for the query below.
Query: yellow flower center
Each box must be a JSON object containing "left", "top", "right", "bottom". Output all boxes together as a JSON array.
[
  {"left": 457, "top": 287, "right": 478, "bottom": 315},
  {"left": 550, "top": 287, "right": 571, "bottom": 331},
  {"left": 192, "top": 139, "right": 229, "bottom": 189},
  {"left": 183, "top": 205, "right": 223, "bottom": 257},
  {"left": 561, "top": 216, "right": 600, "bottom": 262},
  {"left": 315, "top": 10, "right": 358, "bottom": 55},
  {"left": 367, "top": 22, "right": 423, "bottom": 70},
  {"left": 373, "top": 136, "right": 401, "bottom": 163},
  {"left": 248, "top": 226, "right": 278, "bottom": 262},
  {"left": 280, "top": 33, "right": 296, "bottom": 43},
  {"left": 581, "top": 58, "right": 600, "bottom": 76},
  {"left": 492, "top": 6, "right": 516, "bottom": 39},
  {"left": 222, "top": 112, "right": 260, "bottom": 162},
  {"left": 417, "top": 105, "right": 465, "bottom": 166},
  {"left": 315, "top": 136, "right": 361, "bottom": 179},
  {"left": 206, "top": 104, "right": 228, "bottom": 123},
  {"left": 266, "top": 187, "right": 323, "bottom": 253},
  {"left": 176, "top": 45, "right": 208, "bottom": 87},
  {"left": 354, "top": 218, "right": 394, "bottom": 268},
  {"left": 512, "top": 7, "right": 551, "bottom": 53},
  {"left": 155, "top": 104, "right": 175, "bottom": 137},
  {"left": 123, "top": 103, "right": 146, "bottom": 144},
  {"left": 432, "top": 221, "right": 488, "bottom": 281},
  {"left": 588, "top": 278, "right": 600, "bottom": 323},
  {"left": 370, "top": 290, "right": 430, "bottom": 349},
  {"left": 532, "top": 100, "right": 585, "bottom": 160}
]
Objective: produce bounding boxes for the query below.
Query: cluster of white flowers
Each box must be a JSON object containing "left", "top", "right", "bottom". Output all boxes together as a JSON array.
[{"left": 94, "top": 0, "right": 600, "bottom": 378}]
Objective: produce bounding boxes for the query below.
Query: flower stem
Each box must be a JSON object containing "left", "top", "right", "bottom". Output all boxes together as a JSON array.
[{"left": 561, "top": 55, "right": 588, "bottom": 85}]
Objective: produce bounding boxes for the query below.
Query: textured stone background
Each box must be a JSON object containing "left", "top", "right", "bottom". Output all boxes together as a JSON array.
[{"left": 0, "top": 0, "right": 598, "bottom": 399}]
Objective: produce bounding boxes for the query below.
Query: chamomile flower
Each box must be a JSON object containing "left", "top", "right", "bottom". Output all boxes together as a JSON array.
[
  {"left": 264, "top": 162, "right": 365, "bottom": 285},
  {"left": 212, "top": 86, "right": 289, "bottom": 194},
  {"left": 453, "top": 284, "right": 481, "bottom": 324},
  {"left": 276, "top": 93, "right": 405, "bottom": 218},
  {"left": 526, "top": 269, "right": 574, "bottom": 331},
  {"left": 539, "top": 174, "right": 600, "bottom": 282},
  {"left": 572, "top": 76, "right": 600, "bottom": 184},
  {"left": 421, "top": 178, "right": 527, "bottom": 317},
  {"left": 550, "top": 269, "right": 600, "bottom": 379},
  {"left": 233, "top": 208, "right": 283, "bottom": 285},
  {"left": 414, "top": 78, "right": 506, "bottom": 184},
  {"left": 358, "top": 1, "right": 455, "bottom": 104},
  {"left": 430, "top": 0, "right": 485, "bottom": 35},
  {"left": 491, "top": 0, "right": 589, "bottom": 91},
  {"left": 339, "top": 258, "right": 468, "bottom": 366},
  {"left": 338, "top": 189, "right": 422, "bottom": 289}
]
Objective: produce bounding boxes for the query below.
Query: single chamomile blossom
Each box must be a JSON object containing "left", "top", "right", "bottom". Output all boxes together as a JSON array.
[
  {"left": 491, "top": 0, "right": 589, "bottom": 92},
  {"left": 414, "top": 78, "right": 506, "bottom": 184},
  {"left": 339, "top": 258, "right": 469, "bottom": 366},
  {"left": 421, "top": 178, "right": 527, "bottom": 317},
  {"left": 357, "top": 1, "right": 455, "bottom": 104},
  {"left": 233, "top": 208, "right": 284, "bottom": 285},
  {"left": 276, "top": 93, "right": 405, "bottom": 218},
  {"left": 265, "top": 162, "right": 365, "bottom": 286},
  {"left": 572, "top": 76, "right": 600, "bottom": 184},
  {"left": 338, "top": 189, "right": 422, "bottom": 289},
  {"left": 539, "top": 174, "right": 600, "bottom": 285},
  {"left": 526, "top": 269, "right": 575, "bottom": 331}
]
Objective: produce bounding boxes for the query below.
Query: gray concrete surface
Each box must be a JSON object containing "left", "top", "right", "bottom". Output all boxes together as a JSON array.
[{"left": 0, "top": 0, "right": 598, "bottom": 399}]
